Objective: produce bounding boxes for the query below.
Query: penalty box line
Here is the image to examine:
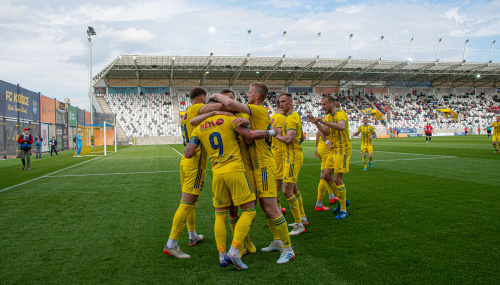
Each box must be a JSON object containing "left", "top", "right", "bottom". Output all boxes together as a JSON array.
[{"left": 0, "top": 146, "right": 134, "bottom": 194}]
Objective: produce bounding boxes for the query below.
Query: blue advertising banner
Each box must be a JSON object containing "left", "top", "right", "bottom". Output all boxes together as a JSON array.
[
  {"left": 288, "top": 86, "right": 313, "bottom": 94},
  {"left": 0, "top": 80, "right": 39, "bottom": 121},
  {"left": 141, "top": 86, "right": 169, "bottom": 94},
  {"left": 408, "top": 134, "right": 423, "bottom": 137},
  {"left": 108, "top": 87, "right": 138, "bottom": 94},
  {"left": 395, "top": 128, "right": 417, "bottom": 134},
  {"left": 77, "top": 108, "right": 85, "bottom": 125},
  {"left": 454, "top": 132, "right": 466, "bottom": 136}
]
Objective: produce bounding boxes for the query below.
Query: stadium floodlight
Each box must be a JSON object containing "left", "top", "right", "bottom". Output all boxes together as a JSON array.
[
  {"left": 348, "top": 34, "right": 354, "bottom": 58},
  {"left": 408, "top": 37, "right": 414, "bottom": 61},
  {"left": 436, "top": 38, "right": 442, "bottom": 62},
  {"left": 87, "top": 26, "right": 96, "bottom": 147},
  {"left": 316, "top": 32, "right": 321, "bottom": 59},
  {"left": 476, "top": 74, "right": 481, "bottom": 78},
  {"left": 210, "top": 26, "right": 215, "bottom": 55},
  {"left": 247, "top": 30, "right": 251, "bottom": 56},
  {"left": 283, "top": 31, "right": 287, "bottom": 57},
  {"left": 462, "top": 39, "right": 469, "bottom": 63},
  {"left": 489, "top": 40, "right": 496, "bottom": 63},
  {"left": 379, "top": 35, "right": 384, "bottom": 60}
]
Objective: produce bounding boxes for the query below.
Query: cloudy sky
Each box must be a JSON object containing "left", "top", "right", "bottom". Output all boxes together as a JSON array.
[{"left": 1, "top": 0, "right": 499, "bottom": 110}]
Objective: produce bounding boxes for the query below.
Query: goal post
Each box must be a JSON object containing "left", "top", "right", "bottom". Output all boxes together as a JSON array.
[{"left": 76, "top": 121, "right": 116, "bottom": 156}]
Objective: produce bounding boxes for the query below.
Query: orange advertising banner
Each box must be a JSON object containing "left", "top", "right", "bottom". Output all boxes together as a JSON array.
[
  {"left": 85, "top": 111, "right": 90, "bottom": 125},
  {"left": 40, "top": 95, "right": 55, "bottom": 124},
  {"left": 94, "top": 130, "right": 115, "bottom": 145},
  {"left": 315, "top": 87, "right": 339, "bottom": 94}
]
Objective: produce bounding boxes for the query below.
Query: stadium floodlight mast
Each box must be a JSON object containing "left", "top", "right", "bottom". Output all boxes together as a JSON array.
[
  {"left": 247, "top": 30, "right": 251, "bottom": 56},
  {"left": 282, "top": 31, "right": 287, "bottom": 57},
  {"left": 87, "top": 26, "right": 96, "bottom": 146},
  {"left": 489, "top": 40, "right": 496, "bottom": 63},
  {"left": 348, "top": 34, "right": 353, "bottom": 59},
  {"left": 408, "top": 37, "right": 414, "bottom": 61},
  {"left": 316, "top": 32, "right": 321, "bottom": 59},
  {"left": 379, "top": 35, "right": 384, "bottom": 60},
  {"left": 209, "top": 26, "right": 215, "bottom": 55},
  {"left": 436, "top": 38, "right": 442, "bottom": 62},
  {"left": 462, "top": 39, "right": 469, "bottom": 63}
]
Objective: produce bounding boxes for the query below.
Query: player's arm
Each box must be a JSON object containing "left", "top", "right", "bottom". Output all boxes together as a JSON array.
[
  {"left": 235, "top": 123, "right": 277, "bottom": 140},
  {"left": 369, "top": 131, "right": 377, "bottom": 139},
  {"left": 307, "top": 115, "right": 330, "bottom": 138},
  {"left": 184, "top": 136, "right": 201, "bottom": 158},
  {"left": 321, "top": 118, "right": 346, "bottom": 131},
  {"left": 190, "top": 111, "right": 233, "bottom": 126},
  {"left": 275, "top": 129, "right": 296, "bottom": 144},
  {"left": 209, "top": 94, "right": 250, "bottom": 114},
  {"left": 353, "top": 126, "right": 361, "bottom": 136},
  {"left": 300, "top": 131, "right": 305, "bottom": 143}
]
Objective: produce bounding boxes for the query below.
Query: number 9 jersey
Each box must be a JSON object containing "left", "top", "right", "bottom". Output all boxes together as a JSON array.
[{"left": 189, "top": 115, "right": 245, "bottom": 175}]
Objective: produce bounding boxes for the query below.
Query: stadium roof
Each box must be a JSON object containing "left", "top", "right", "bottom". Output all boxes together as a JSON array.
[{"left": 94, "top": 55, "right": 500, "bottom": 88}]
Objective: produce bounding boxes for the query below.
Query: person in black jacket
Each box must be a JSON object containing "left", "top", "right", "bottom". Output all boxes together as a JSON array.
[
  {"left": 49, "top": 136, "right": 59, "bottom": 156},
  {"left": 17, "top": 128, "right": 33, "bottom": 171},
  {"left": 35, "top": 134, "right": 43, "bottom": 159}
]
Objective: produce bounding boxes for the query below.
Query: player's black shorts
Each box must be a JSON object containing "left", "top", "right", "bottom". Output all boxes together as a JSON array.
[{"left": 425, "top": 133, "right": 432, "bottom": 137}]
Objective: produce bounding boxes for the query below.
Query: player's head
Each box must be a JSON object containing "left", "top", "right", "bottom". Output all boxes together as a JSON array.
[
  {"left": 52, "top": 136, "right": 56, "bottom": 138},
  {"left": 78, "top": 131, "right": 81, "bottom": 134},
  {"left": 189, "top": 87, "right": 207, "bottom": 103},
  {"left": 220, "top": 89, "right": 235, "bottom": 100},
  {"left": 497, "top": 115, "right": 500, "bottom": 122},
  {"left": 248, "top": 82, "right": 268, "bottom": 104},
  {"left": 321, "top": 95, "right": 335, "bottom": 113},
  {"left": 363, "top": 116, "right": 368, "bottom": 125},
  {"left": 278, "top": 93, "right": 293, "bottom": 113}
]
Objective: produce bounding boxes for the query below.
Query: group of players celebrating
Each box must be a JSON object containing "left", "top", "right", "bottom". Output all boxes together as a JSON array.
[{"left": 162, "top": 83, "right": 377, "bottom": 270}]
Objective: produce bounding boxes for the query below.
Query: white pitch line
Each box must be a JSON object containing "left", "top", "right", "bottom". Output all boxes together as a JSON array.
[
  {"left": 104, "top": 156, "right": 181, "bottom": 159},
  {"left": 375, "top": 150, "right": 456, "bottom": 158},
  {"left": 47, "top": 170, "right": 180, "bottom": 178},
  {"left": 0, "top": 146, "right": 133, "bottom": 194},
  {"left": 301, "top": 155, "right": 455, "bottom": 166},
  {"left": 171, "top": 146, "right": 183, "bottom": 156}
]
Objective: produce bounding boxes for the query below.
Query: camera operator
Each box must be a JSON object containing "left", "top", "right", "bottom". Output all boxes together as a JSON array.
[
  {"left": 17, "top": 128, "right": 33, "bottom": 171},
  {"left": 35, "top": 134, "right": 43, "bottom": 159},
  {"left": 49, "top": 136, "right": 58, "bottom": 157}
]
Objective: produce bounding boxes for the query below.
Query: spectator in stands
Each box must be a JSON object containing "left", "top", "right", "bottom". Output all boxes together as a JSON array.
[
  {"left": 49, "top": 136, "right": 58, "bottom": 156},
  {"left": 35, "top": 134, "right": 43, "bottom": 159},
  {"left": 17, "top": 128, "right": 33, "bottom": 171}
]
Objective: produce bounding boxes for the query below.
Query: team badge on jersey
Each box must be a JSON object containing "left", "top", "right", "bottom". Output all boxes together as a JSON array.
[{"left": 216, "top": 118, "right": 224, "bottom": 126}]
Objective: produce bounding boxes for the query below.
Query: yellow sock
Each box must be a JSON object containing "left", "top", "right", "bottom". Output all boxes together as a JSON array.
[
  {"left": 273, "top": 214, "right": 291, "bottom": 248},
  {"left": 369, "top": 156, "right": 372, "bottom": 162},
  {"left": 328, "top": 181, "right": 339, "bottom": 197},
  {"left": 266, "top": 214, "right": 281, "bottom": 240},
  {"left": 295, "top": 191, "right": 306, "bottom": 218},
  {"left": 215, "top": 210, "right": 228, "bottom": 253},
  {"left": 229, "top": 215, "right": 239, "bottom": 236},
  {"left": 363, "top": 157, "right": 367, "bottom": 168},
  {"left": 317, "top": 178, "right": 328, "bottom": 202},
  {"left": 277, "top": 201, "right": 282, "bottom": 210},
  {"left": 232, "top": 208, "right": 256, "bottom": 249},
  {"left": 186, "top": 200, "right": 198, "bottom": 232},
  {"left": 168, "top": 201, "right": 195, "bottom": 240},
  {"left": 287, "top": 196, "right": 302, "bottom": 223},
  {"left": 338, "top": 184, "right": 347, "bottom": 211}
]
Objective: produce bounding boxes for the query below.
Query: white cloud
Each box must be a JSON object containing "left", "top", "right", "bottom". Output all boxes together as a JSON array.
[
  {"left": 336, "top": 4, "right": 365, "bottom": 14},
  {"left": 440, "top": 7, "right": 465, "bottom": 24},
  {"left": 262, "top": 0, "right": 302, "bottom": 8},
  {"left": 104, "top": 27, "right": 156, "bottom": 43}
]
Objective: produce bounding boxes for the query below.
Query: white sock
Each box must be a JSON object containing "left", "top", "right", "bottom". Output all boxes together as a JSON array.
[
  {"left": 316, "top": 201, "right": 323, "bottom": 207},
  {"left": 297, "top": 221, "right": 304, "bottom": 227},
  {"left": 166, "top": 238, "right": 177, "bottom": 248},
  {"left": 228, "top": 246, "right": 240, "bottom": 257},
  {"left": 283, "top": 246, "right": 294, "bottom": 253},
  {"left": 188, "top": 231, "right": 197, "bottom": 240},
  {"left": 301, "top": 217, "right": 307, "bottom": 222},
  {"left": 219, "top": 251, "right": 227, "bottom": 261},
  {"left": 329, "top": 193, "right": 335, "bottom": 199}
]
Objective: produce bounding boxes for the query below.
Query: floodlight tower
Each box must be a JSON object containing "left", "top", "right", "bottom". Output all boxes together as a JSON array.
[
  {"left": 489, "top": 40, "right": 496, "bottom": 63},
  {"left": 379, "top": 35, "right": 384, "bottom": 60},
  {"left": 348, "top": 34, "right": 353, "bottom": 59},
  {"left": 282, "top": 31, "right": 287, "bottom": 57},
  {"left": 247, "top": 30, "right": 251, "bottom": 56},
  {"left": 462, "top": 39, "right": 469, "bottom": 63},
  {"left": 87, "top": 26, "right": 96, "bottom": 145},
  {"left": 436, "top": 38, "right": 442, "bottom": 62},
  {"left": 209, "top": 26, "right": 215, "bottom": 55},
  {"left": 408, "top": 37, "right": 414, "bottom": 61},
  {"left": 316, "top": 32, "right": 321, "bottom": 59}
]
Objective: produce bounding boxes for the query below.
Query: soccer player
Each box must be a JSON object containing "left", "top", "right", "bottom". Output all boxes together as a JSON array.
[
  {"left": 210, "top": 83, "right": 295, "bottom": 264},
  {"left": 314, "top": 130, "right": 338, "bottom": 211},
  {"left": 274, "top": 93, "right": 308, "bottom": 233},
  {"left": 353, "top": 117, "right": 376, "bottom": 171},
  {"left": 270, "top": 99, "right": 287, "bottom": 214},
  {"left": 163, "top": 87, "right": 221, "bottom": 259},
  {"left": 307, "top": 95, "right": 352, "bottom": 219},
  {"left": 485, "top": 115, "right": 500, "bottom": 154},
  {"left": 424, "top": 122, "right": 433, "bottom": 143},
  {"left": 184, "top": 112, "right": 256, "bottom": 270}
]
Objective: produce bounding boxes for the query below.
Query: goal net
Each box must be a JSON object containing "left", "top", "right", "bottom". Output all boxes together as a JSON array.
[{"left": 76, "top": 122, "right": 116, "bottom": 156}]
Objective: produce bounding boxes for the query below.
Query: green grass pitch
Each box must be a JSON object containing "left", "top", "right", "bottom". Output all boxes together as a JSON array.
[{"left": 1, "top": 136, "right": 498, "bottom": 284}]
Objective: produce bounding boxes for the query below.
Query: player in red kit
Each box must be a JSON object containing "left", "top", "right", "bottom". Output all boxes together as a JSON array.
[{"left": 424, "top": 123, "right": 433, "bottom": 143}]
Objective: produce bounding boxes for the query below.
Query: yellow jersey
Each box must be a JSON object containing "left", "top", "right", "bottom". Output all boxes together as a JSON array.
[
  {"left": 282, "top": 111, "right": 303, "bottom": 163},
  {"left": 246, "top": 104, "right": 276, "bottom": 169},
  {"left": 326, "top": 109, "right": 352, "bottom": 155},
  {"left": 493, "top": 122, "right": 500, "bottom": 136},
  {"left": 180, "top": 103, "right": 207, "bottom": 169},
  {"left": 271, "top": 112, "right": 286, "bottom": 160},
  {"left": 357, "top": 125, "right": 375, "bottom": 146},
  {"left": 235, "top": 112, "right": 254, "bottom": 171},
  {"left": 189, "top": 115, "right": 245, "bottom": 175}
]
